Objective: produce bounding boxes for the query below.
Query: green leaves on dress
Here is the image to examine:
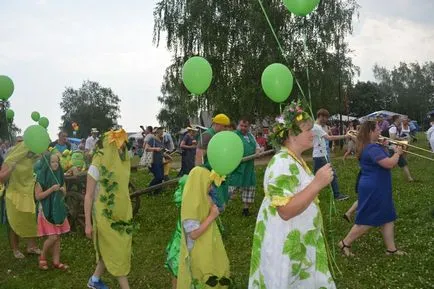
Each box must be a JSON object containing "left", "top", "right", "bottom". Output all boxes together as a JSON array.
[
  {"left": 283, "top": 230, "right": 307, "bottom": 262},
  {"left": 99, "top": 165, "right": 139, "bottom": 235},
  {"left": 252, "top": 272, "right": 267, "bottom": 289},
  {"left": 289, "top": 163, "right": 299, "bottom": 175},
  {"left": 250, "top": 221, "right": 266, "bottom": 277},
  {"left": 315, "top": 236, "right": 329, "bottom": 274}
]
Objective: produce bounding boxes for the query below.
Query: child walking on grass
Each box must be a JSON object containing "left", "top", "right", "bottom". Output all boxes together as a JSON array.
[{"left": 35, "top": 153, "right": 70, "bottom": 271}]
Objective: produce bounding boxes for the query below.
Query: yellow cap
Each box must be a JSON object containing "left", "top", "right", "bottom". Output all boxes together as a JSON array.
[{"left": 212, "top": 114, "right": 230, "bottom": 126}]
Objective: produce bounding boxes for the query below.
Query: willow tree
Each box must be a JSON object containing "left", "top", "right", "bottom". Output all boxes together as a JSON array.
[{"left": 153, "top": 0, "right": 359, "bottom": 130}]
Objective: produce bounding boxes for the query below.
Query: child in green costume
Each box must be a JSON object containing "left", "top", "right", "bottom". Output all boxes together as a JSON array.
[
  {"left": 84, "top": 129, "right": 136, "bottom": 289},
  {"left": 177, "top": 166, "right": 232, "bottom": 289},
  {"left": 35, "top": 153, "right": 70, "bottom": 271}
]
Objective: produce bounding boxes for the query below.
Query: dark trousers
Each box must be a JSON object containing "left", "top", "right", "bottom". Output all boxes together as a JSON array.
[
  {"left": 178, "top": 154, "right": 195, "bottom": 177},
  {"left": 313, "top": 157, "right": 340, "bottom": 198},
  {"left": 149, "top": 163, "right": 164, "bottom": 193}
]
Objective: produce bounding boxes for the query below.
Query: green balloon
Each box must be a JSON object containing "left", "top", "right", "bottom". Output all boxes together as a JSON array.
[
  {"left": 182, "top": 56, "right": 213, "bottom": 95},
  {"left": 207, "top": 131, "right": 244, "bottom": 176},
  {"left": 261, "top": 63, "right": 294, "bottom": 103},
  {"left": 282, "top": 0, "right": 320, "bottom": 16},
  {"left": 38, "top": 117, "right": 49, "bottom": 129},
  {"left": 6, "top": 109, "right": 14, "bottom": 120},
  {"left": 31, "top": 111, "right": 41, "bottom": 122},
  {"left": 0, "top": 75, "right": 14, "bottom": 101},
  {"left": 23, "top": 125, "right": 50, "bottom": 154}
]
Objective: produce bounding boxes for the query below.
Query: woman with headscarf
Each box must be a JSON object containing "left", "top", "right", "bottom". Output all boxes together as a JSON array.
[
  {"left": 248, "top": 100, "right": 336, "bottom": 289},
  {"left": 84, "top": 129, "right": 137, "bottom": 289},
  {"left": 0, "top": 142, "right": 40, "bottom": 259}
]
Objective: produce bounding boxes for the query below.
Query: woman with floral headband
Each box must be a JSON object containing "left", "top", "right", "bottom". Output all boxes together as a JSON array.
[
  {"left": 0, "top": 141, "right": 41, "bottom": 259},
  {"left": 248, "top": 101, "right": 336, "bottom": 289},
  {"left": 84, "top": 129, "right": 138, "bottom": 289}
]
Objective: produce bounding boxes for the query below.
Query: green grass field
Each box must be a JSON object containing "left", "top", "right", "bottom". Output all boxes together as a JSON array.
[{"left": 1, "top": 143, "right": 433, "bottom": 289}]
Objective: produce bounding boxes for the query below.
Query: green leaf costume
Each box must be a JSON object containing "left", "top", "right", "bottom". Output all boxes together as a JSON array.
[
  {"left": 36, "top": 153, "right": 68, "bottom": 225},
  {"left": 177, "top": 167, "right": 230, "bottom": 288},
  {"left": 90, "top": 134, "right": 133, "bottom": 277}
]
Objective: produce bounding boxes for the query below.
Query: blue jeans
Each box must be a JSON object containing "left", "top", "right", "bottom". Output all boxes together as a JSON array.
[
  {"left": 149, "top": 162, "right": 164, "bottom": 189},
  {"left": 313, "top": 157, "right": 340, "bottom": 198}
]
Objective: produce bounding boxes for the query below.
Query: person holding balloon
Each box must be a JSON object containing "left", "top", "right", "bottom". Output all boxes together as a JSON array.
[
  {"left": 248, "top": 100, "right": 336, "bottom": 289},
  {"left": 0, "top": 124, "right": 51, "bottom": 259},
  {"left": 177, "top": 131, "right": 243, "bottom": 289}
]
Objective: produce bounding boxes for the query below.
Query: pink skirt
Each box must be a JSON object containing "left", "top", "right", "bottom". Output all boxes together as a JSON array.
[{"left": 37, "top": 211, "right": 70, "bottom": 237}]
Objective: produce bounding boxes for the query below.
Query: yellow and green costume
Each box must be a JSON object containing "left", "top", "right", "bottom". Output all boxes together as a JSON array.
[
  {"left": 177, "top": 166, "right": 230, "bottom": 288},
  {"left": 4, "top": 143, "right": 38, "bottom": 238},
  {"left": 90, "top": 130, "right": 135, "bottom": 277}
]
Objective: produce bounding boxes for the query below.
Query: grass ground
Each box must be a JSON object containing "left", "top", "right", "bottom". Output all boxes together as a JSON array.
[{"left": 0, "top": 140, "right": 433, "bottom": 289}]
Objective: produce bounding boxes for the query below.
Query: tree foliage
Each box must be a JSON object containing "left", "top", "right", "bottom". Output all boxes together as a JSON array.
[
  {"left": 348, "top": 62, "right": 434, "bottom": 123},
  {"left": 0, "top": 102, "right": 21, "bottom": 142},
  {"left": 59, "top": 81, "right": 121, "bottom": 137},
  {"left": 153, "top": 0, "right": 359, "bottom": 131}
]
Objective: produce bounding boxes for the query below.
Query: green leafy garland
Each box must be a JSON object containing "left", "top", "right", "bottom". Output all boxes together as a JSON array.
[
  {"left": 99, "top": 165, "right": 139, "bottom": 235},
  {"left": 269, "top": 100, "right": 312, "bottom": 147}
]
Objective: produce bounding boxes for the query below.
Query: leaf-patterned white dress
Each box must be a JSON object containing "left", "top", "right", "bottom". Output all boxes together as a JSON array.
[{"left": 248, "top": 148, "right": 336, "bottom": 289}]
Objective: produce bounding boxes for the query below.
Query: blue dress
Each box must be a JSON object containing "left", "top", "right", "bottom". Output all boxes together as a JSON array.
[{"left": 355, "top": 144, "right": 397, "bottom": 226}]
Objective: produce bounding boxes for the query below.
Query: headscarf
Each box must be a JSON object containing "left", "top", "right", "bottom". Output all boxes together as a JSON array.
[{"left": 36, "top": 153, "right": 67, "bottom": 225}]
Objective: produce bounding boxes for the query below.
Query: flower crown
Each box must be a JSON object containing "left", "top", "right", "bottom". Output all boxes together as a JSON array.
[{"left": 269, "top": 100, "right": 312, "bottom": 146}]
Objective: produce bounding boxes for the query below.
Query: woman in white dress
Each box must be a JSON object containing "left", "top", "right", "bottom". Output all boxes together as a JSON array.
[{"left": 248, "top": 101, "right": 336, "bottom": 289}]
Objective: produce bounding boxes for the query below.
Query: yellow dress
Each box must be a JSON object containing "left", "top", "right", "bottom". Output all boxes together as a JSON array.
[
  {"left": 4, "top": 143, "right": 38, "bottom": 238},
  {"left": 90, "top": 133, "right": 133, "bottom": 277},
  {"left": 177, "top": 167, "right": 230, "bottom": 288}
]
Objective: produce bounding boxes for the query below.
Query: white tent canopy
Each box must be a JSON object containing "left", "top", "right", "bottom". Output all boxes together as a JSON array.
[
  {"left": 358, "top": 110, "right": 407, "bottom": 123},
  {"left": 330, "top": 114, "right": 358, "bottom": 121}
]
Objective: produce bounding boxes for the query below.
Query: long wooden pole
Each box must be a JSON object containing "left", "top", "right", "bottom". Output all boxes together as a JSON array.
[{"left": 129, "top": 149, "right": 275, "bottom": 198}]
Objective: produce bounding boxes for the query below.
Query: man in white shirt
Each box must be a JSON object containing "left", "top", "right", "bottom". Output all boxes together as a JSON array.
[
  {"left": 388, "top": 115, "right": 414, "bottom": 182},
  {"left": 85, "top": 128, "right": 99, "bottom": 154},
  {"left": 312, "top": 108, "right": 350, "bottom": 201}
]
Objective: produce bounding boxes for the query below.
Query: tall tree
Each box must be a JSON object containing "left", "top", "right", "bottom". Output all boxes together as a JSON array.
[
  {"left": 373, "top": 61, "right": 434, "bottom": 122},
  {"left": 153, "top": 0, "right": 359, "bottom": 128},
  {"left": 0, "top": 102, "right": 21, "bottom": 141},
  {"left": 59, "top": 81, "right": 121, "bottom": 137}
]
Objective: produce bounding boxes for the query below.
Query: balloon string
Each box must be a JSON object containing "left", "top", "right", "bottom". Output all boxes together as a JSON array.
[
  {"left": 256, "top": 0, "right": 314, "bottom": 118},
  {"left": 302, "top": 26, "right": 313, "bottom": 115},
  {"left": 258, "top": 0, "right": 339, "bottom": 273}
]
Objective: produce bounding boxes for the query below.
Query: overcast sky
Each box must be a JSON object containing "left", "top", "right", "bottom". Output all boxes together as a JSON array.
[{"left": 1, "top": 0, "right": 433, "bottom": 139}]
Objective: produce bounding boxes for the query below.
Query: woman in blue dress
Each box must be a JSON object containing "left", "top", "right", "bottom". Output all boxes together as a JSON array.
[{"left": 339, "top": 120, "right": 406, "bottom": 256}]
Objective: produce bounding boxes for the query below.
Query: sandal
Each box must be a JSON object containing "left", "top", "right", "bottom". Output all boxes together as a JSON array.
[
  {"left": 338, "top": 240, "right": 354, "bottom": 257},
  {"left": 386, "top": 249, "right": 406, "bottom": 256},
  {"left": 39, "top": 257, "right": 49, "bottom": 270},
  {"left": 27, "top": 247, "right": 41, "bottom": 255},
  {"left": 53, "top": 262, "right": 69, "bottom": 271},
  {"left": 13, "top": 250, "right": 25, "bottom": 259}
]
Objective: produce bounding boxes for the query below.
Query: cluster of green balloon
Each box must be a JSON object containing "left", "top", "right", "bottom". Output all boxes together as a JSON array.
[
  {"left": 182, "top": 56, "right": 213, "bottom": 95},
  {"left": 207, "top": 131, "right": 244, "bottom": 176},
  {"left": 30, "top": 111, "right": 49, "bottom": 129},
  {"left": 261, "top": 63, "right": 294, "bottom": 103},
  {"left": 6, "top": 109, "right": 14, "bottom": 121},
  {"left": 0, "top": 75, "right": 14, "bottom": 101},
  {"left": 282, "top": 0, "right": 320, "bottom": 16},
  {"left": 23, "top": 124, "right": 50, "bottom": 154}
]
